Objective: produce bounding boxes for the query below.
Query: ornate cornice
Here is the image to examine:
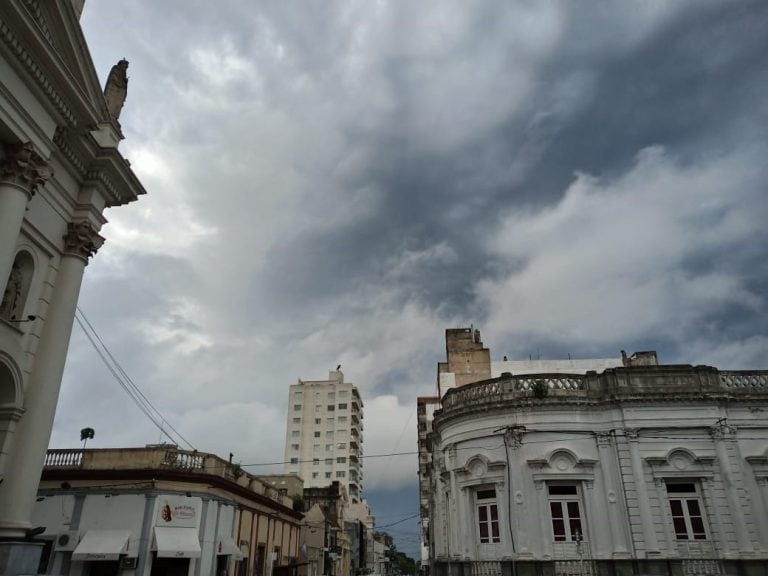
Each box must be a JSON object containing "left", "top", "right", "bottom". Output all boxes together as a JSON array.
[
  {"left": 63, "top": 220, "right": 104, "bottom": 262},
  {"left": 52, "top": 126, "right": 87, "bottom": 176},
  {"left": 0, "top": 18, "right": 77, "bottom": 125},
  {"left": 0, "top": 141, "right": 52, "bottom": 197},
  {"left": 19, "top": 0, "right": 54, "bottom": 47}
]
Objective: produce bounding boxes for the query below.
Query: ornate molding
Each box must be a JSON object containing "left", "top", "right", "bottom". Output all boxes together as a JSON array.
[
  {"left": 595, "top": 431, "right": 613, "bottom": 446},
  {"left": 63, "top": 220, "right": 104, "bottom": 262},
  {"left": 709, "top": 421, "right": 737, "bottom": 441},
  {"left": 623, "top": 428, "right": 639, "bottom": 441},
  {"left": 0, "top": 141, "right": 52, "bottom": 197},
  {"left": 0, "top": 19, "right": 77, "bottom": 125}
]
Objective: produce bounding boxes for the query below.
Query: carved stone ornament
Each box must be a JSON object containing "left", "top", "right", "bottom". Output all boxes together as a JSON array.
[
  {"left": 63, "top": 221, "right": 105, "bottom": 262},
  {"left": 104, "top": 59, "right": 129, "bottom": 120},
  {"left": 0, "top": 142, "right": 52, "bottom": 197}
]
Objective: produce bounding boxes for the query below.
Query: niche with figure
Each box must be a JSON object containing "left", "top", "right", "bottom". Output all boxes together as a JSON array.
[{"left": 0, "top": 251, "right": 34, "bottom": 322}]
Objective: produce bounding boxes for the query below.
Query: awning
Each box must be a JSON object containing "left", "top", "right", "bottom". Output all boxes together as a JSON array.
[
  {"left": 153, "top": 527, "right": 201, "bottom": 558},
  {"left": 216, "top": 537, "right": 244, "bottom": 560},
  {"left": 72, "top": 530, "right": 131, "bottom": 561}
]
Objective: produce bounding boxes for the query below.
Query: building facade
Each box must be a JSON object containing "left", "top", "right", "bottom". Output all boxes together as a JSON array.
[
  {"left": 33, "top": 446, "right": 303, "bottom": 576},
  {"left": 0, "top": 2, "right": 146, "bottom": 573},
  {"left": 284, "top": 371, "right": 364, "bottom": 502},
  {"left": 421, "top": 329, "right": 768, "bottom": 575}
]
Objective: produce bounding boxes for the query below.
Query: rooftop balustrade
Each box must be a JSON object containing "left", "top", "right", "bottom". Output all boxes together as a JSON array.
[
  {"left": 43, "top": 445, "right": 293, "bottom": 508},
  {"left": 435, "top": 366, "right": 768, "bottom": 426}
]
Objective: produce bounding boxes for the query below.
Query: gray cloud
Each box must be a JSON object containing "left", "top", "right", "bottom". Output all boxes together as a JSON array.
[{"left": 52, "top": 3, "right": 768, "bottom": 552}]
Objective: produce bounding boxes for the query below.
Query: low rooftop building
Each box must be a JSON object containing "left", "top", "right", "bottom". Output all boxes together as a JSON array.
[{"left": 33, "top": 445, "right": 303, "bottom": 576}]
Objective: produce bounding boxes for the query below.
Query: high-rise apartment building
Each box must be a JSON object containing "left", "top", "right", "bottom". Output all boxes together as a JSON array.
[{"left": 284, "top": 370, "right": 364, "bottom": 501}]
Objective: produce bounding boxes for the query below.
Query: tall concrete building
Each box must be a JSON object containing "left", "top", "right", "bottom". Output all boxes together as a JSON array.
[{"left": 284, "top": 370, "right": 364, "bottom": 501}]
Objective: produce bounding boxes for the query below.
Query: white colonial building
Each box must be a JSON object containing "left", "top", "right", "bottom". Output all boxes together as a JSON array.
[
  {"left": 0, "top": 2, "right": 145, "bottom": 573},
  {"left": 420, "top": 328, "right": 768, "bottom": 576}
]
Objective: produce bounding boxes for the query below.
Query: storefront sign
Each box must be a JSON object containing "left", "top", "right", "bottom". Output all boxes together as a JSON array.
[{"left": 156, "top": 496, "right": 202, "bottom": 528}]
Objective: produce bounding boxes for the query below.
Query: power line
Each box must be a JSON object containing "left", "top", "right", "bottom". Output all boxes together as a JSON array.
[
  {"left": 74, "top": 307, "right": 195, "bottom": 450},
  {"left": 376, "top": 512, "right": 420, "bottom": 529}
]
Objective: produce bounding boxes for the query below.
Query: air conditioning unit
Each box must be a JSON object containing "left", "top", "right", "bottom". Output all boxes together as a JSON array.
[
  {"left": 120, "top": 557, "right": 138, "bottom": 569},
  {"left": 55, "top": 530, "right": 80, "bottom": 552}
]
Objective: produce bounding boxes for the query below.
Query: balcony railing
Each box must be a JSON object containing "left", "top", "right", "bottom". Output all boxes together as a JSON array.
[
  {"left": 436, "top": 367, "right": 768, "bottom": 423},
  {"left": 42, "top": 446, "right": 293, "bottom": 508},
  {"left": 719, "top": 371, "right": 768, "bottom": 389},
  {"left": 45, "top": 449, "right": 83, "bottom": 468}
]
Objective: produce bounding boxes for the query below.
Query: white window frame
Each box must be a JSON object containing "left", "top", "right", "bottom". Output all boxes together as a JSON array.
[
  {"left": 665, "top": 481, "right": 708, "bottom": 541},
  {"left": 547, "top": 483, "right": 585, "bottom": 542},
  {"left": 476, "top": 488, "right": 501, "bottom": 544}
]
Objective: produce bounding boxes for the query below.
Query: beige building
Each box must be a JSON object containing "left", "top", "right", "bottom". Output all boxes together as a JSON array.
[
  {"left": 283, "top": 371, "right": 364, "bottom": 502},
  {"left": 0, "top": 2, "right": 146, "bottom": 573},
  {"left": 34, "top": 445, "right": 303, "bottom": 576}
]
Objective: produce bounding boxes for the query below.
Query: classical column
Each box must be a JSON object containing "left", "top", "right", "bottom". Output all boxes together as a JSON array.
[
  {"left": 595, "top": 432, "right": 629, "bottom": 557},
  {"left": 0, "top": 142, "right": 51, "bottom": 295},
  {"left": 710, "top": 423, "right": 754, "bottom": 553},
  {"left": 0, "top": 221, "right": 103, "bottom": 537},
  {"left": 625, "top": 429, "right": 659, "bottom": 556}
]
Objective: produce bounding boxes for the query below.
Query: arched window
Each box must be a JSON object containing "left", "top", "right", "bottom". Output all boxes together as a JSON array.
[
  {"left": 0, "top": 251, "right": 34, "bottom": 321},
  {"left": 0, "top": 360, "right": 17, "bottom": 406}
]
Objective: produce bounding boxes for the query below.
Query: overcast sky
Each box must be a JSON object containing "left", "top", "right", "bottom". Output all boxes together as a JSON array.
[{"left": 52, "top": 0, "right": 767, "bottom": 557}]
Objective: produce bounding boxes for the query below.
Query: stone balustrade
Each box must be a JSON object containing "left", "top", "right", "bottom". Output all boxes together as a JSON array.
[
  {"left": 42, "top": 446, "right": 291, "bottom": 507},
  {"left": 436, "top": 367, "right": 768, "bottom": 424}
]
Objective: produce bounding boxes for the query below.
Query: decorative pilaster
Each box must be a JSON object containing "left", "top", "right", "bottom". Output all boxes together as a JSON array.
[
  {"left": 710, "top": 422, "right": 754, "bottom": 553},
  {"left": 0, "top": 143, "right": 51, "bottom": 297},
  {"left": 595, "top": 432, "right": 630, "bottom": 557},
  {"left": 0, "top": 220, "right": 101, "bottom": 538},
  {"left": 624, "top": 428, "right": 659, "bottom": 556}
]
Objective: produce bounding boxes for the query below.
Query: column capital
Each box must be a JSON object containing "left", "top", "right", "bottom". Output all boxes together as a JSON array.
[
  {"left": 624, "top": 428, "right": 639, "bottom": 441},
  {"left": 595, "top": 431, "right": 613, "bottom": 446},
  {"left": 709, "top": 421, "right": 737, "bottom": 441},
  {"left": 0, "top": 142, "right": 52, "bottom": 198},
  {"left": 63, "top": 221, "right": 104, "bottom": 263}
]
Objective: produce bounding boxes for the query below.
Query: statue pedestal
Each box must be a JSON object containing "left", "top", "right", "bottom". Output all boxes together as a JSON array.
[{"left": 0, "top": 540, "right": 45, "bottom": 576}]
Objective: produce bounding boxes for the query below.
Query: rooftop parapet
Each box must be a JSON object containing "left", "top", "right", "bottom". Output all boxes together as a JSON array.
[
  {"left": 434, "top": 366, "right": 768, "bottom": 428},
  {"left": 42, "top": 445, "right": 294, "bottom": 508}
]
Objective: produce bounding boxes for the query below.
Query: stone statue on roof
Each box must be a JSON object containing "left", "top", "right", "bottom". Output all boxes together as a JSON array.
[{"left": 104, "top": 59, "right": 129, "bottom": 120}]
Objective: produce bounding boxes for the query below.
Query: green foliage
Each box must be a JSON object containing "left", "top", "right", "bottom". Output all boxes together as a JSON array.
[
  {"left": 532, "top": 380, "right": 549, "bottom": 399},
  {"left": 380, "top": 532, "right": 417, "bottom": 576}
]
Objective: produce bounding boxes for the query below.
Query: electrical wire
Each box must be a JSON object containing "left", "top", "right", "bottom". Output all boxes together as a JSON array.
[
  {"left": 77, "top": 307, "right": 195, "bottom": 450},
  {"left": 376, "top": 512, "right": 420, "bottom": 528},
  {"left": 74, "top": 307, "right": 195, "bottom": 450}
]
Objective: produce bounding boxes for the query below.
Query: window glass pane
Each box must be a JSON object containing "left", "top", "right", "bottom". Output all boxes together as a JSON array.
[
  {"left": 669, "top": 500, "right": 684, "bottom": 516},
  {"left": 686, "top": 499, "right": 701, "bottom": 516},
  {"left": 567, "top": 501, "right": 581, "bottom": 519},
  {"left": 552, "top": 520, "right": 566, "bottom": 540},
  {"left": 490, "top": 504, "right": 498, "bottom": 522},
  {"left": 548, "top": 485, "right": 578, "bottom": 495},
  {"left": 550, "top": 502, "right": 563, "bottom": 519},
  {"left": 666, "top": 483, "right": 696, "bottom": 493},
  {"left": 569, "top": 519, "right": 582, "bottom": 540},
  {"left": 477, "top": 489, "right": 496, "bottom": 500},
  {"left": 491, "top": 520, "right": 500, "bottom": 541},
  {"left": 479, "top": 521, "right": 489, "bottom": 541},
  {"left": 690, "top": 515, "right": 706, "bottom": 537},
  {"left": 479, "top": 506, "right": 488, "bottom": 522},
  {"left": 673, "top": 517, "right": 688, "bottom": 539}
]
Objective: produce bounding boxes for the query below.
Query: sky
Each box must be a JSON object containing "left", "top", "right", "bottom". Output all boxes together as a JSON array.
[{"left": 51, "top": 0, "right": 768, "bottom": 558}]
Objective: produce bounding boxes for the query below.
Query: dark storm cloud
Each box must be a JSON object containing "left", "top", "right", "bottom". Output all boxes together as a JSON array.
[{"left": 55, "top": 0, "right": 768, "bottom": 516}]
